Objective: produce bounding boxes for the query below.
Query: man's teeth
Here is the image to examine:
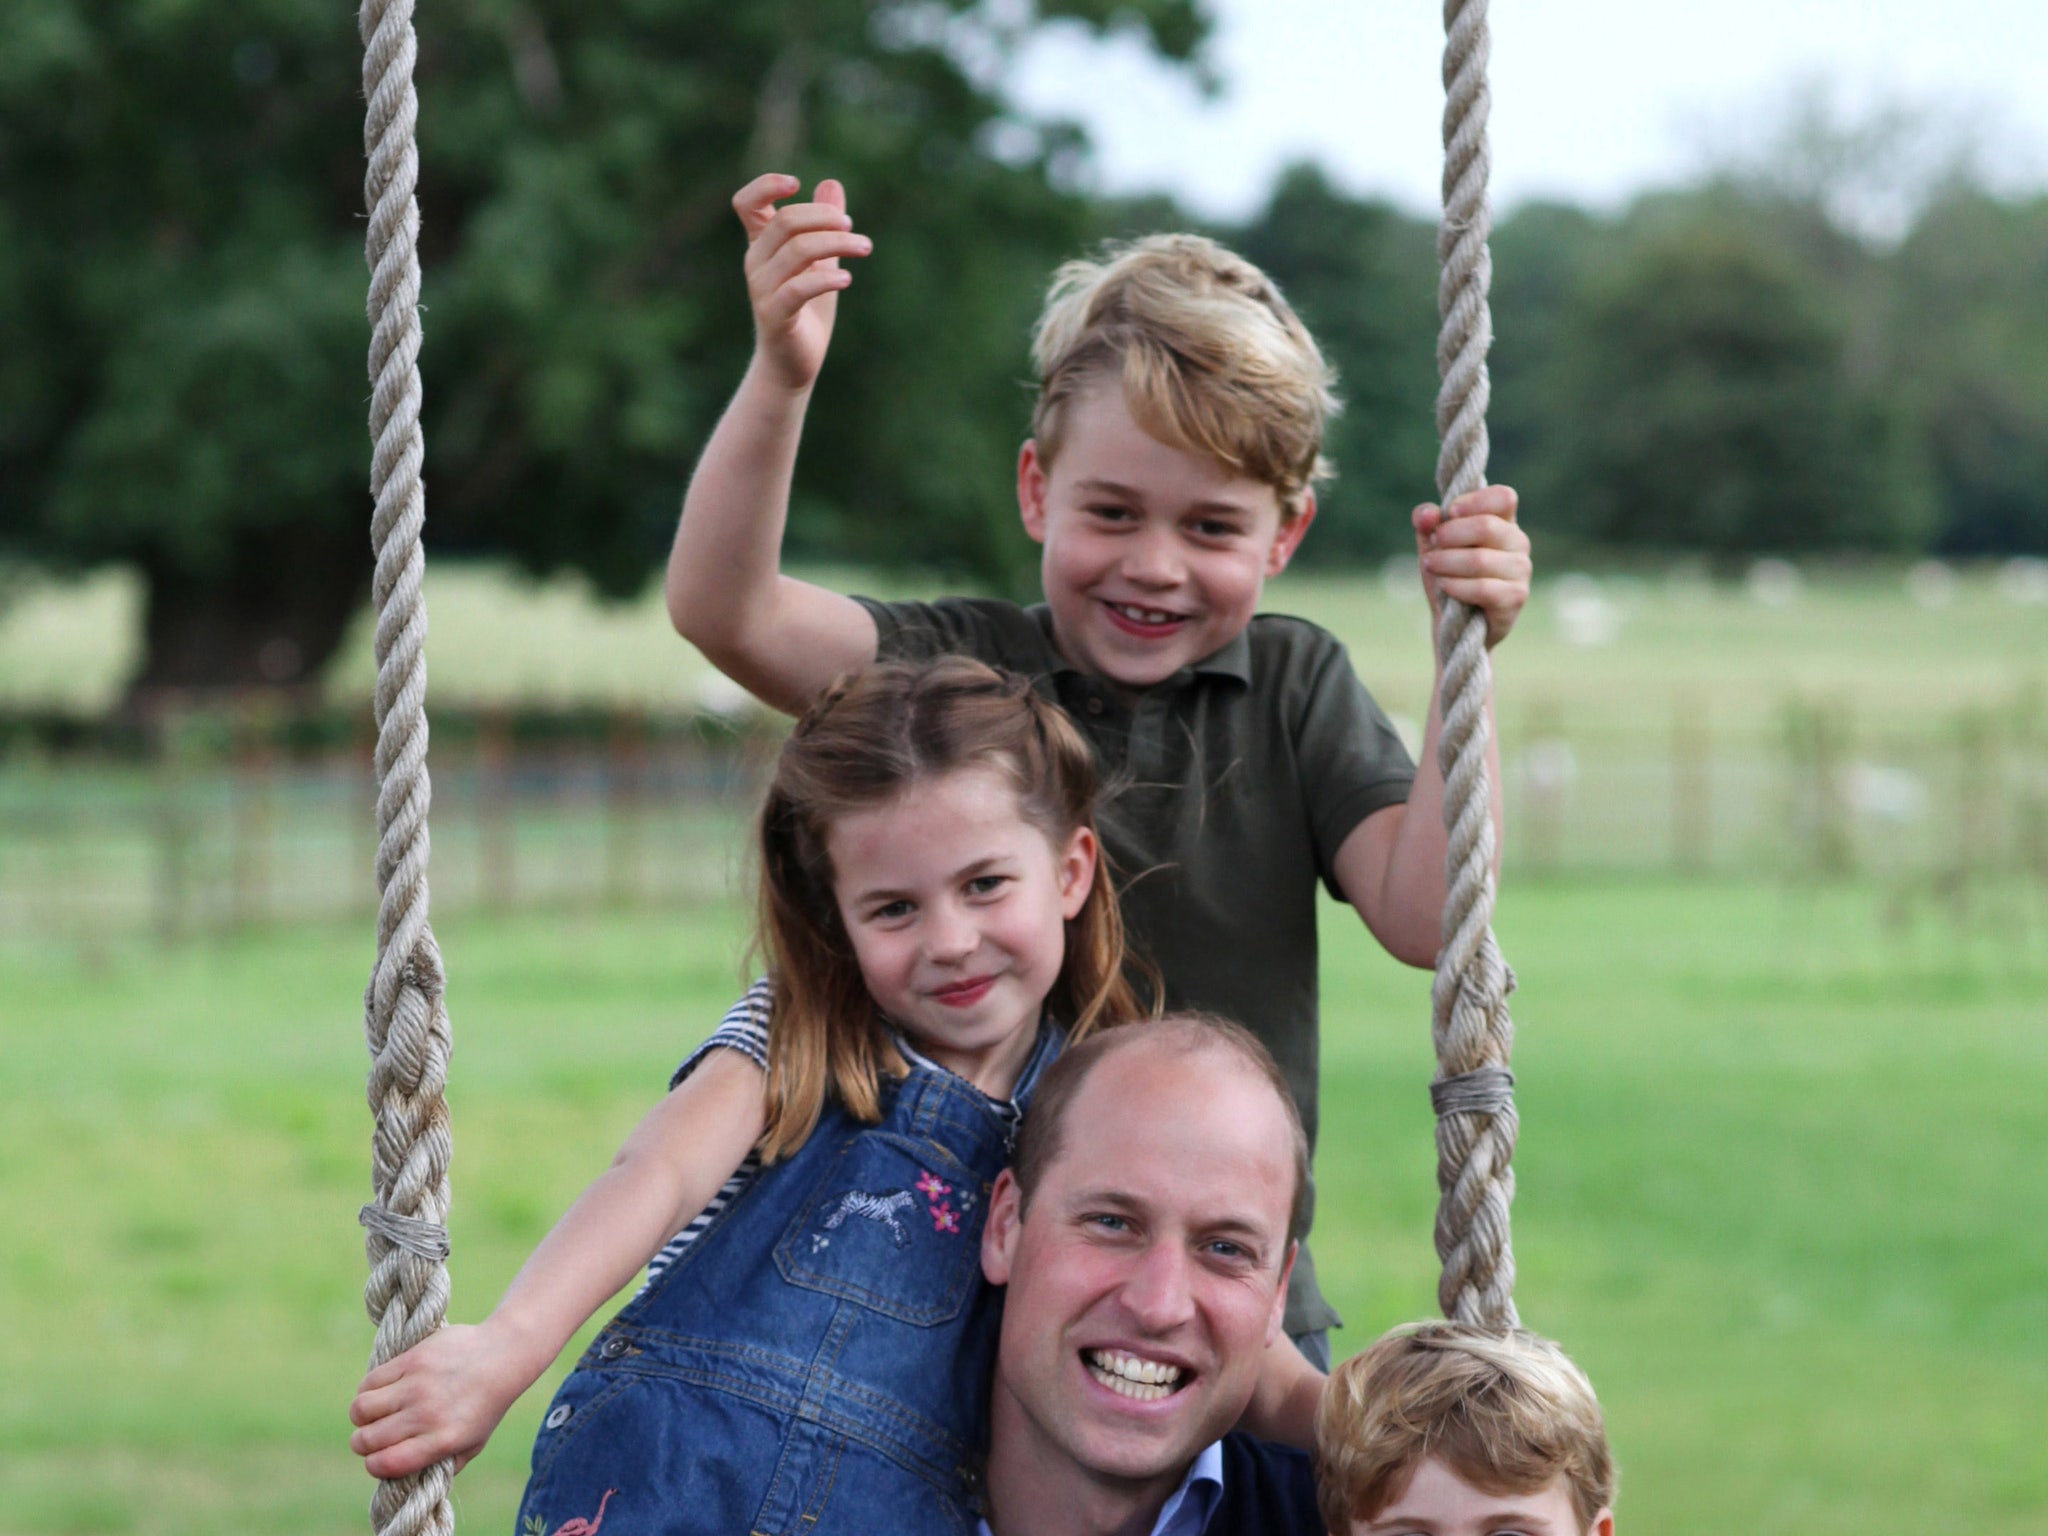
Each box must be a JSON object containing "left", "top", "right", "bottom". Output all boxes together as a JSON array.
[
  {"left": 1085, "top": 1350, "right": 1184, "bottom": 1402},
  {"left": 1110, "top": 603, "right": 1181, "bottom": 626}
]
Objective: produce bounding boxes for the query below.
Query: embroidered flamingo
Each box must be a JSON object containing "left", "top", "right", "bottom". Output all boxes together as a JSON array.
[{"left": 551, "top": 1488, "right": 615, "bottom": 1536}]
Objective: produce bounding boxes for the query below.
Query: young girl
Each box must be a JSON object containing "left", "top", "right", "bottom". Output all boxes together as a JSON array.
[{"left": 348, "top": 657, "right": 1144, "bottom": 1535}]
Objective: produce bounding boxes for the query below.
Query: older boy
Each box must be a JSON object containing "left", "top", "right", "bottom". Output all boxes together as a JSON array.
[
  {"left": 1315, "top": 1322, "right": 1617, "bottom": 1535},
  {"left": 666, "top": 175, "right": 1531, "bottom": 1362}
]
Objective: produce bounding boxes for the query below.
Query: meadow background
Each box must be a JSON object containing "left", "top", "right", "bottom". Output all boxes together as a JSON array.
[
  {"left": 1, "top": 562, "right": 2044, "bottom": 1534},
  {"left": 8, "top": 4, "right": 2048, "bottom": 1530}
]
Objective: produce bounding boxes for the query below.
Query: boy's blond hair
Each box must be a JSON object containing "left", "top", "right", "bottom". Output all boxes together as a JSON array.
[
  {"left": 1315, "top": 1322, "right": 1617, "bottom": 1532},
  {"left": 1030, "top": 233, "right": 1339, "bottom": 519}
]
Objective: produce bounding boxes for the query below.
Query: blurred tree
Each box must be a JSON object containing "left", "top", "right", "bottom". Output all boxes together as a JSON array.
[
  {"left": 1487, "top": 199, "right": 1611, "bottom": 548},
  {"left": 1892, "top": 190, "right": 2048, "bottom": 554},
  {"left": 1233, "top": 163, "right": 1439, "bottom": 564},
  {"left": 0, "top": 0, "right": 1208, "bottom": 695},
  {"left": 1525, "top": 205, "right": 1933, "bottom": 558}
]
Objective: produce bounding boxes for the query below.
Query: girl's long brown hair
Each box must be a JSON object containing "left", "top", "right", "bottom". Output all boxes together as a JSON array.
[{"left": 755, "top": 657, "right": 1147, "bottom": 1162}]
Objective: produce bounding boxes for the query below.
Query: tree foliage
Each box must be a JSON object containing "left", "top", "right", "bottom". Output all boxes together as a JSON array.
[
  {"left": 1891, "top": 190, "right": 2048, "bottom": 555},
  {"left": 1234, "top": 164, "right": 1440, "bottom": 564},
  {"left": 0, "top": 0, "right": 1207, "bottom": 691},
  {"left": 1515, "top": 203, "right": 1933, "bottom": 557},
  {"left": 5, "top": 20, "right": 2048, "bottom": 695}
]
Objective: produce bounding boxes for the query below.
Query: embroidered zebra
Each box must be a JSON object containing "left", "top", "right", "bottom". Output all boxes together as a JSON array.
[{"left": 822, "top": 1188, "right": 916, "bottom": 1248}]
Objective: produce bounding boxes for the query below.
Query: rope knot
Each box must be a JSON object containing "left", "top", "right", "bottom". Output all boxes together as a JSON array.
[
  {"left": 1430, "top": 1064, "right": 1516, "bottom": 1119},
  {"left": 360, "top": 1203, "right": 452, "bottom": 1262}
]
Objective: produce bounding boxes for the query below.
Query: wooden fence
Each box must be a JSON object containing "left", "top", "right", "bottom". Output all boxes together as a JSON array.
[{"left": 2, "top": 686, "right": 2045, "bottom": 953}]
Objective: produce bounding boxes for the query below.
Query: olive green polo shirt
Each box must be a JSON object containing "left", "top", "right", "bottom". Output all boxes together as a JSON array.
[{"left": 858, "top": 596, "right": 1417, "bottom": 1335}]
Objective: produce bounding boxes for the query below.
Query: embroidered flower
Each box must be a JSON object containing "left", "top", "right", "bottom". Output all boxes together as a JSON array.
[
  {"left": 931, "top": 1203, "right": 960, "bottom": 1234},
  {"left": 915, "top": 1170, "right": 953, "bottom": 1201}
]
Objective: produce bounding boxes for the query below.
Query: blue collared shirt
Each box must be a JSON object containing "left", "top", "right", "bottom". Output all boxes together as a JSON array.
[{"left": 976, "top": 1439, "right": 1226, "bottom": 1536}]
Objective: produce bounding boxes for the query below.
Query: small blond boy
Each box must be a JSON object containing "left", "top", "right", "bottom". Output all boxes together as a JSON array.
[
  {"left": 1315, "top": 1323, "right": 1617, "bottom": 1536},
  {"left": 669, "top": 176, "right": 1531, "bottom": 1366}
]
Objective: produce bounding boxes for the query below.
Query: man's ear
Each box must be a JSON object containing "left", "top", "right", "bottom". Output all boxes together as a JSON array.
[
  {"left": 1017, "top": 441, "right": 1051, "bottom": 544},
  {"left": 1265, "top": 492, "right": 1316, "bottom": 577},
  {"left": 982, "top": 1168, "right": 1024, "bottom": 1285},
  {"left": 1264, "top": 1240, "right": 1298, "bottom": 1347}
]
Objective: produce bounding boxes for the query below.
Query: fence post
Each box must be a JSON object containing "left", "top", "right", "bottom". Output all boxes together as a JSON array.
[
  {"left": 230, "top": 694, "right": 276, "bottom": 930},
  {"left": 606, "top": 708, "right": 647, "bottom": 907},
  {"left": 479, "top": 708, "right": 516, "bottom": 911},
  {"left": 153, "top": 700, "right": 194, "bottom": 944},
  {"left": 1673, "top": 690, "right": 1710, "bottom": 873},
  {"left": 1783, "top": 696, "right": 1854, "bottom": 880},
  {"left": 1946, "top": 705, "right": 1996, "bottom": 930},
  {"left": 1520, "top": 698, "right": 1566, "bottom": 875},
  {"left": 353, "top": 704, "right": 380, "bottom": 920}
]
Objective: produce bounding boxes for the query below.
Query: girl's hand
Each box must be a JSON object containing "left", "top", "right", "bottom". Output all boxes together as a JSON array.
[
  {"left": 347, "top": 1322, "right": 534, "bottom": 1479},
  {"left": 1413, "top": 484, "right": 1531, "bottom": 649},
  {"left": 733, "top": 173, "right": 872, "bottom": 394}
]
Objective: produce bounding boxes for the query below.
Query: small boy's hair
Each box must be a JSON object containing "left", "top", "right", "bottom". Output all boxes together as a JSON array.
[
  {"left": 1030, "top": 233, "right": 1339, "bottom": 519},
  {"left": 1315, "top": 1322, "right": 1617, "bottom": 1533}
]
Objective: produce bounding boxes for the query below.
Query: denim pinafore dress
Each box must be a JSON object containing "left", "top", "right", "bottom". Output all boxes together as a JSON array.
[{"left": 514, "top": 1022, "right": 1062, "bottom": 1536}]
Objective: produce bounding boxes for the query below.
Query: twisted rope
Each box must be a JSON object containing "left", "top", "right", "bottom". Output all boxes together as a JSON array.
[
  {"left": 361, "top": 0, "right": 454, "bottom": 1530},
  {"left": 1430, "top": 0, "right": 1519, "bottom": 1331}
]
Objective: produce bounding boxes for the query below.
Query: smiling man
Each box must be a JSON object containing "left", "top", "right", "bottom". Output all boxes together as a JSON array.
[{"left": 976, "top": 1015, "right": 1325, "bottom": 1536}]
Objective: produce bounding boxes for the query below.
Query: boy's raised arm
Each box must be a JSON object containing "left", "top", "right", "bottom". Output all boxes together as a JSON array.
[
  {"left": 666, "top": 174, "right": 879, "bottom": 715},
  {"left": 1333, "top": 487, "right": 1528, "bottom": 967}
]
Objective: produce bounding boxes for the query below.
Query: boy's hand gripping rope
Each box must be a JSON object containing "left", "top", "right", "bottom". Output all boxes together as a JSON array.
[
  {"left": 1431, "top": 0, "right": 1519, "bottom": 1331},
  {"left": 360, "top": 0, "right": 456, "bottom": 1532}
]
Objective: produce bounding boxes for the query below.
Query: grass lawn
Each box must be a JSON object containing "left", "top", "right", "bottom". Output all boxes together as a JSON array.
[
  {"left": 7, "top": 561, "right": 2046, "bottom": 749},
  {"left": 2, "top": 877, "right": 2044, "bottom": 1534}
]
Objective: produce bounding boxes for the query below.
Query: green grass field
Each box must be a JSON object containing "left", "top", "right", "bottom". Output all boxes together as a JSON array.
[
  {"left": 3, "top": 877, "right": 2043, "bottom": 1534},
  {"left": 6, "top": 559, "right": 2046, "bottom": 742}
]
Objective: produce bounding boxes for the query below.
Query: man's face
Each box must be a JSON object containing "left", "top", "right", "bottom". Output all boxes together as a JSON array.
[
  {"left": 1018, "top": 384, "right": 1313, "bottom": 692},
  {"left": 980, "top": 1040, "right": 1298, "bottom": 1496}
]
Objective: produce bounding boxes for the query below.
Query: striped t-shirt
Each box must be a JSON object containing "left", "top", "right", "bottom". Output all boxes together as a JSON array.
[{"left": 643, "top": 980, "right": 1037, "bottom": 1289}]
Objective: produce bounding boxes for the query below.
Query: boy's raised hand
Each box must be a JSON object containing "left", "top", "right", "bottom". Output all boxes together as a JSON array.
[
  {"left": 734, "top": 174, "right": 871, "bottom": 393},
  {"left": 1413, "top": 484, "right": 1531, "bottom": 649}
]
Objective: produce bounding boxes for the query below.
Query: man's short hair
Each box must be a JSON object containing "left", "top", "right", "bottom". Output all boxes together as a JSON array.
[
  {"left": 1315, "top": 1322, "right": 1617, "bottom": 1532},
  {"left": 1030, "top": 233, "right": 1340, "bottom": 520},
  {"left": 1010, "top": 1012, "right": 1312, "bottom": 1250}
]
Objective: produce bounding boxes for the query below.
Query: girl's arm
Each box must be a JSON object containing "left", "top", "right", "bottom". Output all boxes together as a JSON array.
[
  {"left": 347, "top": 1048, "right": 768, "bottom": 1479},
  {"left": 666, "top": 173, "right": 879, "bottom": 715}
]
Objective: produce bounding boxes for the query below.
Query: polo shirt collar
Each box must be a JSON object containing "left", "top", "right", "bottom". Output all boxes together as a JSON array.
[
  {"left": 1190, "top": 627, "right": 1252, "bottom": 683},
  {"left": 1028, "top": 605, "right": 1253, "bottom": 687}
]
